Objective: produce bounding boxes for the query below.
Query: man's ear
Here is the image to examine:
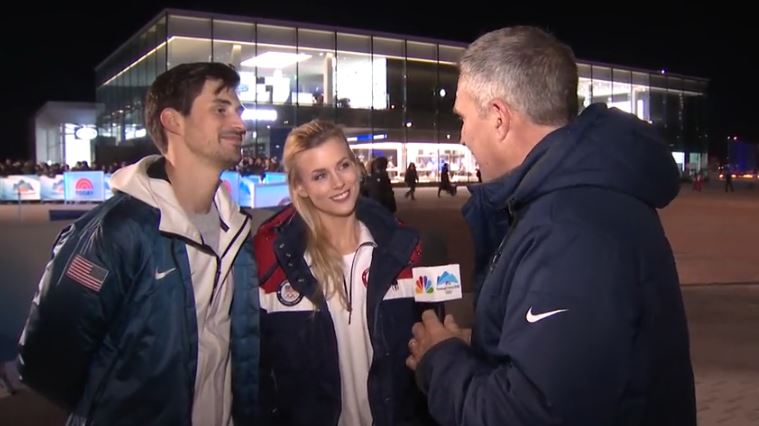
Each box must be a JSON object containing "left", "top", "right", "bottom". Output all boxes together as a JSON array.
[
  {"left": 490, "top": 99, "right": 512, "bottom": 141},
  {"left": 160, "top": 108, "right": 183, "bottom": 137}
]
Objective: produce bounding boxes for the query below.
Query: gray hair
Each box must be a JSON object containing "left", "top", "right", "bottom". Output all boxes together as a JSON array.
[{"left": 459, "top": 26, "right": 578, "bottom": 126}]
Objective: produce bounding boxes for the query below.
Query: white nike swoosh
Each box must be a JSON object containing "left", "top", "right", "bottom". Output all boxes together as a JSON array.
[
  {"left": 155, "top": 268, "right": 176, "bottom": 280},
  {"left": 526, "top": 307, "right": 568, "bottom": 323}
]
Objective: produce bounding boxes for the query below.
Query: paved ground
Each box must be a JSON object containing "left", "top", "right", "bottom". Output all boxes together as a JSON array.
[{"left": 1, "top": 181, "right": 758, "bottom": 424}]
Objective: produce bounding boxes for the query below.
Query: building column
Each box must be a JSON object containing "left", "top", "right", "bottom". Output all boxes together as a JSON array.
[{"left": 324, "top": 53, "right": 334, "bottom": 106}]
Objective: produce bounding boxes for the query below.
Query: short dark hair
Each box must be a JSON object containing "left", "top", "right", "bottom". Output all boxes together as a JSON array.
[
  {"left": 460, "top": 26, "right": 578, "bottom": 126},
  {"left": 145, "top": 62, "right": 240, "bottom": 153},
  {"left": 372, "top": 156, "right": 389, "bottom": 172}
]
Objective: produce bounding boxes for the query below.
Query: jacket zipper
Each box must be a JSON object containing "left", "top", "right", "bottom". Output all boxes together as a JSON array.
[
  {"left": 209, "top": 216, "right": 249, "bottom": 304},
  {"left": 488, "top": 203, "right": 520, "bottom": 274}
]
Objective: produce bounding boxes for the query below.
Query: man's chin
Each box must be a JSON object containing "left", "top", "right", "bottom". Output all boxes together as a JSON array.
[{"left": 219, "top": 154, "right": 242, "bottom": 170}]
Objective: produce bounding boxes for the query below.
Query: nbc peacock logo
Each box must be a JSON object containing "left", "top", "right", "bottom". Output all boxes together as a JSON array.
[{"left": 415, "top": 276, "right": 434, "bottom": 295}]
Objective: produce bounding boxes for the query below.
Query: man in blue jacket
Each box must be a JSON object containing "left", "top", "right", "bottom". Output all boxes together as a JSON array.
[
  {"left": 17, "top": 63, "right": 260, "bottom": 425},
  {"left": 406, "top": 26, "right": 696, "bottom": 425}
]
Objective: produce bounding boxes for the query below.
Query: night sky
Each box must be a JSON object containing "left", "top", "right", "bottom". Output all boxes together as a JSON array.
[{"left": 1, "top": 2, "right": 755, "bottom": 161}]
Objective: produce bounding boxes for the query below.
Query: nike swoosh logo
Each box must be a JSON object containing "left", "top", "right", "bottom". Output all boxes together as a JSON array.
[
  {"left": 155, "top": 268, "right": 176, "bottom": 280},
  {"left": 526, "top": 307, "right": 568, "bottom": 323}
]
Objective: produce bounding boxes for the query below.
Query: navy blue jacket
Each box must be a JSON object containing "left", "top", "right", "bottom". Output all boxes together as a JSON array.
[
  {"left": 254, "top": 199, "right": 438, "bottom": 426},
  {"left": 417, "top": 104, "right": 696, "bottom": 425},
  {"left": 17, "top": 160, "right": 260, "bottom": 426}
]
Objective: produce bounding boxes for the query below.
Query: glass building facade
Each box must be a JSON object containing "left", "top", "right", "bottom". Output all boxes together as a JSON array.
[{"left": 96, "top": 9, "right": 709, "bottom": 182}]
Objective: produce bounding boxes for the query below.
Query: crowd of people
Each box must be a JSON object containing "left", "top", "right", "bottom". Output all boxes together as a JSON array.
[
  {"left": 0, "top": 159, "right": 105, "bottom": 177},
  {"left": 0, "top": 155, "right": 283, "bottom": 178}
]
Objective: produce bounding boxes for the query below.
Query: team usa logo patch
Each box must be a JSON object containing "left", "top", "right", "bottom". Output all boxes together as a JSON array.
[{"left": 277, "top": 280, "right": 303, "bottom": 306}]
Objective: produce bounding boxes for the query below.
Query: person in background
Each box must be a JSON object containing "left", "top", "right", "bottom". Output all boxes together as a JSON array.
[
  {"left": 367, "top": 156, "right": 397, "bottom": 213},
  {"left": 404, "top": 162, "right": 420, "bottom": 200}
]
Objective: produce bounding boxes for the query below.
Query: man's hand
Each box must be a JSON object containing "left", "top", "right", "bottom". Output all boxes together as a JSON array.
[{"left": 406, "top": 310, "right": 468, "bottom": 371}]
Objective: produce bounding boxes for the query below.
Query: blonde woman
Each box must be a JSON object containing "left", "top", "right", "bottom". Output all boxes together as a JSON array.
[{"left": 254, "top": 120, "right": 439, "bottom": 426}]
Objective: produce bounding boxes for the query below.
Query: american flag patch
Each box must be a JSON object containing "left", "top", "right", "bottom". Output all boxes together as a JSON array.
[{"left": 65, "top": 255, "right": 109, "bottom": 292}]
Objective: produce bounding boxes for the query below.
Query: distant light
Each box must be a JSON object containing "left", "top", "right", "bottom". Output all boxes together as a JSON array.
[
  {"left": 405, "top": 121, "right": 413, "bottom": 128},
  {"left": 241, "top": 108, "right": 278, "bottom": 122},
  {"left": 74, "top": 127, "right": 97, "bottom": 140},
  {"left": 446, "top": 134, "right": 451, "bottom": 140},
  {"left": 347, "top": 133, "right": 388, "bottom": 143},
  {"left": 660, "top": 69, "right": 666, "bottom": 74},
  {"left": 439, "top": 89, "right": 446, "bottom": 97},
  {"left": 241, "top": 52, "right": 311, "bottom": 68},
  {"left": 135, "top": 129, "right": 147, "bottom": 138}
]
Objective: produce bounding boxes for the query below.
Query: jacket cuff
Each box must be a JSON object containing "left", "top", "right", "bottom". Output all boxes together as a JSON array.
[{"left": 415, "top": 337, "right": 469, "bottom": 394}]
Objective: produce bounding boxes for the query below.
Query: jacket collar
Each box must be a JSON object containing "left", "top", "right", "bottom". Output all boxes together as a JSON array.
[
  {"left": 273, "top": 197, "right": 418, "bottom": 302},
  {"left": 110, "top": 155, "right": 249, "bottom": 248}
]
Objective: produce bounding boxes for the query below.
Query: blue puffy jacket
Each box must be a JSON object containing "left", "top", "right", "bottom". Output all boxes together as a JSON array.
[
  {"left": 417, "top": 104, "right": 696, "bottom": 425},
  {"left": 17, "top": 157, "right": 260, "bottom": 425}
]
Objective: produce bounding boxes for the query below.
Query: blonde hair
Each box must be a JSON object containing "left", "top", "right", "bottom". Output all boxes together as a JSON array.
[{"left": 283, "top": 120, "right": 359, "bottom": 305}]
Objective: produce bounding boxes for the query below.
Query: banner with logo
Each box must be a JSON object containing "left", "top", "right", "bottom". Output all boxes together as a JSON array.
[
  {"left": 64, "top": 171, "right": 105, "bottom": 202},
  {"left": 40, "top": 175, "right": 65, "bottom": 201},
  {"left": 220, "top": 171, "right": 240, "bottom": 205},
  {"left": 252, "top": 182, "right": 290, "bottom": 209},
  {"left": 238, "top": 175, "right": 259, "bottom": 208},
  {"left": 0, "top": 177, "right": 6, "bottom": 201},
  {"left": 104, "top": 174, "right": 114, "bottom": 200},
  {"left": 1, "top": 175, "right": 41, "bottom": 201},
  {"left": 263, "top": 171, "right": 287, "bottom": 184}
]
